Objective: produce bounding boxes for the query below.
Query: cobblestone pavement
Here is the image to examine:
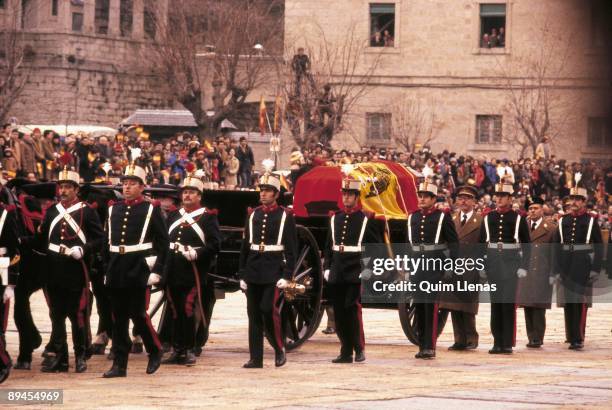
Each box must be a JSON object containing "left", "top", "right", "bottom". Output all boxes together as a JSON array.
[{"left": 3, "top": 290, "right": 612, "bottom": 409}]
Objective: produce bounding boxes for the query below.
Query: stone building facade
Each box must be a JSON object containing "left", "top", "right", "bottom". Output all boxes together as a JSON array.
[
  {"left": 284, "top": 0, "right": 611, "bottom": 162},
  {"left": 1, "top": 0, "right": 174, "bottom": 126}
]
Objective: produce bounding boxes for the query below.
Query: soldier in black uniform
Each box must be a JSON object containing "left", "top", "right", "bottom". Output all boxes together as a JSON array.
[
  {"left": 0, "top": 185, "right": 20, "bottom": 383},
  {"left": 238, "top": 171, "right": 297, "bottom": 368},
  {"left": 34, "top": 169, "right": 104, "bottom": 372},
  {"left": 103, "top": 156, "right": 169, "bottom": 378},
  {"left": 551, "top": 184, "right": 603, "bottom": 350},
  {"left": 479, "top": 181, "right": 530, "bottom": 354},
  {"left": 407, "top": 180, "right": 458, "bottom": 359},
  {"left": 162, "top": 173, "right": 221, "bottom": 366},
  {"left": 323, "top": 176, "right": 381, "bottom": 363}
]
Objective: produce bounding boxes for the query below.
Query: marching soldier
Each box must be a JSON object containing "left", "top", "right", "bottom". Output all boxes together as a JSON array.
[
  {"left": 323, "top": 175, "right": 381, "bottom": 364},
  {"left": 551, "top": 183, "right": 603, "bottom": 350},
  {"left": 163, "top": 172, "right": 221, "bottom": 366},
  {"left": 479, "top": 181, "right": 530, "bottom": 354},
  {"left": 518, "top": 197, "right": 556, "bottom": 348},
  {"left": 103, "top": 152, "right": 169, "bottom": 377},
  {"left": 440, "top": 185, "right": 481, "bottom": 351},
  {"left": 238, "top": 170, "right": 297, "bottom": 368},
  {"left": 0, "top": 184, "right": 20, "bottom": 383},
  {"left": 407, "top": 180, "right": 458, "bottom": 359},
  {"left": 36, "top": 168, "right": 104, "bottom": 372}
]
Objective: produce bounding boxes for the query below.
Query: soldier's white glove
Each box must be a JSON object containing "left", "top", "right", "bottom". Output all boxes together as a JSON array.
[
  {"left": 359, "top": 268, "right": 373, "bottom": 281},
  {"left": 69, "top": 246, "right": 84, "bottom": 260},
  {"left": 589, "top": 270, "right": 599, "bottom": 280},
  {"left": 2, "top": 285, "right": 14, "bottom": 303},
  {"left": 147, "top": 273, "right": 161, "bottom": 286},
  {"left": 182, "top": 246, "right": 198, "bottom": 261},
  {"left": 276, "top": 278, "right": 290, "bottom": 289},
  {"left": 323, "top": 269, "right": 330, "bottom": 282},
  {"left": 240, "top": 280, "right": 248, "bottom": 291},
  {"left": 516, "top": 268, "right": 527, "bottom": 278},
  {"left": 549, "top": 274, "right": 560, "bottom": 285}
]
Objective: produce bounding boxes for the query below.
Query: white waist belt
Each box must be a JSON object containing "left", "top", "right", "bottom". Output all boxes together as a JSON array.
[
  {"left": 488, "top": 243, "right": 521, "bottom": 250},
  {"left": 0, "top": 247, "right": 7, "bottom": 256},
  {"left": 48, "top": 243, "right": 72, "bottom": 255},
  {"left": 250, "top": 244, "right": 284, "bottom": 252},
  {"left": 562, "top": 244, "right": 593, "bottom": 251},
  {"left": 169, "top": 242, "right": 201, "bottom": 251},
  {"left": 332, "top": 245, "right": 361, "bottom": 253},
  {"left": 109, "top": 243, "right": 153, "bottom": 254},
  {"left": 411, "top": 244, "right": 448, "bottom": 252}
]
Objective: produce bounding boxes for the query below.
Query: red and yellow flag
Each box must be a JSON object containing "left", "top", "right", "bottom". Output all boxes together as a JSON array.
[{"left": 273, "top": 95, "right": 282, "bottom": 134}]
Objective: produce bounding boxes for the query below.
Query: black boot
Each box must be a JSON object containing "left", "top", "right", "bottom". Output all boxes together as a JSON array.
[
  {"left": 103, "top": 357, "right": 127, "bottom": 378},
  {"left": 75, "top": 354, "right": 87, "bottom": 373},
  {"left": 0, "top": 366, "right": 9, "bottom": 384},
  {"left": 242, "top": 359, "right": 263, "bottom": 368},
  {"left": 182, "top": 350, "right": 196, "bottom": 366},
  {"left": 332, "top": 354, "right": 353, "bottom": 363},
  {"left": 275, "top": 348, "right": 286, "bottom": 367},
  {"left": 146, "top": 351, "right": 162, "bottom": 375},
  {"left": 41, "top": 350, "right": 69, "bottom": 373},
  {"left": 162, "top": 349, "right": 184, "bottom": 365},
  {"left": 354, "top": 350, "right": 366, "bottom": 362},
  {"left": 13, "top": 360, "right": 31, "bottom": 370}
]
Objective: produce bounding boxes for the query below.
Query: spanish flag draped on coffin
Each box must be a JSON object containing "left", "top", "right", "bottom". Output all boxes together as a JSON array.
[{"left": 293, "top": 160, "right": 419, "bottom": 219}]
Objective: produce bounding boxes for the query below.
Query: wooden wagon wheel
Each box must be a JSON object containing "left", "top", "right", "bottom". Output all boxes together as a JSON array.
[
  {"left": 397, "top": 301, "right": 449, "bottom": 346},
  {"left": 282, "top": 225, "right": 324, "bottom": 351}
]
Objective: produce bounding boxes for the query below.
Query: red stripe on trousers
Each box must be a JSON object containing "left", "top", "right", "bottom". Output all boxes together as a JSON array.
[
  {"left": 145, "top": 288, "right": 162, "bottom": 350},
  {"left": 2, "top": 299, "right": 9, "bottom": 333},
  {"left": 357, "top": 285, "right": 365, "bottom": 350},
  {"left": 185, "top": 287, "right": 197, "bottom": 318},
  {"left": 513, "top": 304, "right": 517, "bottom": 347},
  {"left": 580, "top": 303, "right": 587, "bottom": 341},
  {"left": 77, "top": 287, "right": 88, "bottom": 328},
  {"left": 431, "top": 303, "right": 439, "bottom": 348},
  {"left": 0, "top": 337, "right": 9, "bottom": 366},
  {"left": 272, "top": 287, "right": 283, "bottom": 349}
]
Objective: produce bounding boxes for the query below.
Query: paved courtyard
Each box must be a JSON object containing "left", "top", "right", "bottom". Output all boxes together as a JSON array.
[{"left": 3, "top": 290, "right": 612, "bottom": 409}]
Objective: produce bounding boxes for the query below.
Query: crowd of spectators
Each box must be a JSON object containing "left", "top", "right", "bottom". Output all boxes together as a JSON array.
[{"left": 1, "top": 123, "right": 610, "bottom": 230}]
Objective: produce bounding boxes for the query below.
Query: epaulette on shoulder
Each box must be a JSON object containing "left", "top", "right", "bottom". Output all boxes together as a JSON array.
[
  {"left": 589, "top": 212, "right": 599, "bottom": 219},
  {"left": 247, "top": 207, "right": 255, "bottom": 215},
  {"left": 87, "top": 201, "right": 98, "bottom": 209},
  {"left": 481, "top": 208, "right": 492, "bottom": 217},
  {"left": 207, "top": 208, "right": 219, "bottom": 215},
  {"left": 167, "top": 204, "right": 178, "bottom": 213},
  {"left": 328, "top": 210, "right": 339, "bottom": 217},
  {"left": 442, "top": 208, "right": 452, "bottom": 214},
  {"left": 282, "top": 206, "right": 294, "bottom": 216},
  {"left": 108, "top": 199, "right": 119, "bottom": 207},
  {"left": 152, "top": 200, "right": 161, "bottom": 207},
  {"left": 2, "top": 204, "right": 16, "bottom": 212}
]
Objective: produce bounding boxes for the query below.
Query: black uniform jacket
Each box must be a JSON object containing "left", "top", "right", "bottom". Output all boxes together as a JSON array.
[
  {"left": 323, "top": 207, "right": 382, "bottom": 284},
  {"left": 104, "top": 197, "right": 169, "bottom": 289},
  {"left": 164, "top": 206, "right": 222, "bottom": 287},
  {"left": 0, "top": 204, "right": 20, "bottom": 287},
  {"left": 35, "top": 200, "right": 105, "bottom": 290},
  {"left": 238, "top": 204, "right": 297, "bottom": 284}
]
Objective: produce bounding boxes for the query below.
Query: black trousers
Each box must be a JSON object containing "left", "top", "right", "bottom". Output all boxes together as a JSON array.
[
  {"left": 109, "top": 287, "right": 161, "bottom": 362},
  {"left": 524, "top": 307, "right": 546, "bottom": 344},
  {"left": 159, "top": 280, "right": 216, "bottom": 348},
  {"left": 91, "top": 272, "right": 113, "bottom": 338},
  {"left": 47, "top": 286, "right": 89, "bottom": 357},
  {"left": 564, "top": 303, "right": 587, "bottom": 344},
  {"left": 415, "top": 302, "right": 439, "bottom": 351},
  {"left": 329, "top": 283, "right": 364, "bottom": 356},
  {"left": 0, "top": 294, "right": 11, "bottom": 370},
  {"left": 14, "top": 276, "right": 44, "bottom": 362},
  {"left": 246, "top": 283, "right": 284, "bottom": 362},
  {"left": 490, "top": 303, "right": 516, "bottom": 349},
  {"left": 450, "top": 310, "right": 479, "bottom": 346},
  {"left": 167, "top": 286, "right": 198, "bottom": 351}
]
